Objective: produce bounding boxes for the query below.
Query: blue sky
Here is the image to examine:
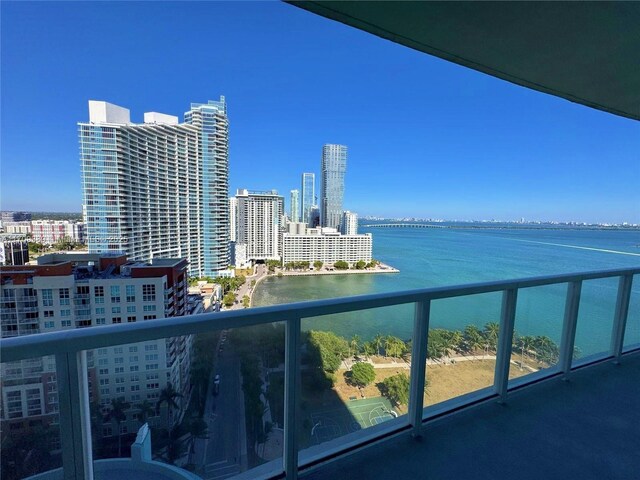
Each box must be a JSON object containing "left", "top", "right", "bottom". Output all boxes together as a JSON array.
[{"left": 2, "top": 1, "right": 639, "bottom": 224}]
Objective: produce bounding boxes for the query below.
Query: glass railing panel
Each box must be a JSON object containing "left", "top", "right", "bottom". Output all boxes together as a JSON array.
[
  {"left": 299, "top": 304, "right": 412, "bottom": 459},
  {"left": 623, "top": 276, "right": 640, "bottom": 352},
  {"left": 509, "top": 284, "right": 564, "bottom": 385},
  {"left": 228, "top": 322, "right": 284, "bottom": 477},
  {"left": 88, "top": 325, "right": 284, "bottom": 479},
  {"left": 573, "top": 277, "right": 618, "bottom": 365},
  {"left": 425, "top": 292, "right": 502, "bottom": 408},
  {"left": 1, "top": 355, "right": 62, "bottom": 480}
]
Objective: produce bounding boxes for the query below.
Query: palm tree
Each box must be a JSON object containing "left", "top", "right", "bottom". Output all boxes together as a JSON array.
[
  {"left": 104, "top": 398, "right": 130, "bottom": 457},
  {"left": 350, "top": 335, "right": 361, "bottom": 358},
  {"left": 483, "top": 322, "right": 500, "bottom": 352},
  {"left": 156, "top": 383, "right": 183, "bottom": 427},
  {"left": 136, "top": 400, "right": 155, "bottom": 425},
  {"left": 463, "top": 325, "right": 484, "bottom": 354},
  {"left": 449, "top": 330, "right": 463, "bottom": 353},
  {"left": 373, "top": 334, "right": 384, "bottom": 357},
  {"left": 515, "top": 335, "right": 535, "bottom": 369}
]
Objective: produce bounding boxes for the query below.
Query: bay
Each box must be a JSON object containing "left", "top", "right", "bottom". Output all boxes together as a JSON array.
[{"left": 253, "top": 224, "right": 640, "bottom": 356}]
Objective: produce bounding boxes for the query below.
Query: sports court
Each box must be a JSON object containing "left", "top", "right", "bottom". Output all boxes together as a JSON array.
[{"left": 310, "top": 397, "right": 397, "bottom": 444}]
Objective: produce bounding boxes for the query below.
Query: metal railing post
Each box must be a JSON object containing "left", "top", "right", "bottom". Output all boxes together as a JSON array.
[
  {"left": 284, "top": 318, "right": 302, "bottom": 479},
  {"left": 494, "top": 289, "right": 517, "bottom": 403},
  {"left": 559, "top": 281, "right": 582, "bottom": 378},
  {"left": 409, "top": 300, "right": 431, "bottom": 438},
  {"left": 611, "top": 274, "right": 634, "bottom": 362},
  {"left": 55, "top": 351, "right": 94, "bottom": 480}
]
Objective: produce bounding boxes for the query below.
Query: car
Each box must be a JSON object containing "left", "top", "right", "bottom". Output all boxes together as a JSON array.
[{"left": 214, "top": 374, "right": 220, "bottom": 385}]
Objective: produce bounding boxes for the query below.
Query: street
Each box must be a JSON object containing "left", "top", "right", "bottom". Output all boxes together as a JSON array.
[{"left": 193, "top": 338, "right": 247, "bottom": 479}]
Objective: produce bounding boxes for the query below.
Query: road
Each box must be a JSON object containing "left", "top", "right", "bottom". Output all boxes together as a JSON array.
[{"left": 193, "top": 337, "right": 247, "bottom": 479}]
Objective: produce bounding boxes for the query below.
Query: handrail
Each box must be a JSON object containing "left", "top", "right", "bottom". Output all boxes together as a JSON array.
[
  {"left": 1, "top": 266, "right": 637, "bottom": 480},
  {"left": 1, "top": 267, "right": 638, "bottom": 363}
]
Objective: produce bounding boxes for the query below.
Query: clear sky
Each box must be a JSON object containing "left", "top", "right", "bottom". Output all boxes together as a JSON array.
[{"left": 2, "top": 1, "right": 639, "bottom": 224}]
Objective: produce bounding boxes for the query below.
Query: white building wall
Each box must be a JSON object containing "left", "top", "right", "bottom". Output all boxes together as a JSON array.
[{"left": 282, "top": 233, "right": 372, "bottom": 264}]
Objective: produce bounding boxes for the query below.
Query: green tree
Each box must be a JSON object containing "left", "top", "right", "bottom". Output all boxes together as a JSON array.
[
  {"left": 350, "top": 362, "right": 376, "bottom": 388},
  {"left": 313, "top": 260, "right": 323, "bottom": 270},
  {"left": 223, "top": 291, "right": 237, "bottom": 307},
  {"left": 354, "top": 260, "right": 366, "bottom": 270},
  {"left": 307, "top": 331, "right": 349, "bottom": 373},
  {"left": 372, "top": 333, "right": 384, "bottom": 356},
  {"left": 334, "top": 260, "right": 349, "bottom": 270},
  {"left": 483, "top": 322, "right": 500, "bottom": 351},
  {"left": 185, "top": 417, "right": 208, "bottom": 454},
  {"left": 349, "top": 335, "right": 361, "bottom": 357},
  {"left": 463, "top": 325, "right": 484, "bottom": 353},
  {"left": 242, "top": 294, "right": 250, "bottom": 308},
  {"left": 384, "top": 335, "right": 407, "bottom": 358},
  {"left": 379, "top": 373, "right": 410, "bottom": 407},
  {"left": 104, "top": 397, "right": 131, "bottom": 457}
]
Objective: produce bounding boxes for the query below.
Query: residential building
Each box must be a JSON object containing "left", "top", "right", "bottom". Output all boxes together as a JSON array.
[
  {"left": 235, "top": 189, "right": 284, "bottom": 262},
  {"left": 0, "top": 253, "right": 196, "bottom": 439},
  {"left": 290, "top": 190, "right": 300, "bottom": 223},
  {"left": 0, "top": 237, "right": 29, "bottom": 266},
  {"left": 79, "top": 98, "right": 230, "bottom": 278},
  {"left": 3, "top": 221, "right": 31, "bottom": 235},
  {"left": 282, "top": 230, "right": 372, "bottom": 265},
  {"left": 31, "top": 220, "right": 86, "bottom": 244},
  {"left": 301, "top": 173, "right": 315, "bottom": 225},
  {"left": 320, "top": 144, "right": 347, "bottom": 230},
  {"left": 229, "top": 196, "right": 238, "bottom": 243},
  {"left": 1, "top": 212, "right": 31, "bottom": 224},
  {"left": 342, "top": 211, "right": 358, "bottom": 235}
]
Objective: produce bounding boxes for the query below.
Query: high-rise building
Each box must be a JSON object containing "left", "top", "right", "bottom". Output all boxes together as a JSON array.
[
  {"left": 0, "top": 237, "right": 29, "bottom": 266},
  {"left": 229, "top": 196, "right": 238, "bottom": 243},
  {"left": 79, "top": 99, "right": 230, "bottom": 278},
  {"left": 320, "top": 144, "right": 347, "bottom": 230},
  {"left": 235, "top": 189, "right": 284, "bottom": 262},
  {"left": 1, "top": 212, "right": 32, "bottom": 224},
  {"left": 342, "top": 211, "right": 358, "bottom": 235},
  {"left": 290, "top": 189, "right": 300, "bottom": 223},
  {"left": 0, "top": 253, "right": 198, "bottom": 437},
  {"left": 301, "top": 173, "right": 315, "bottom": 224},
  {"left": 31, "top": 220, "right": 86, "bottom": 244}
]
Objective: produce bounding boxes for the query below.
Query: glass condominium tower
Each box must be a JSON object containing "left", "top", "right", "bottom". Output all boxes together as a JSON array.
[
  {"left": 301, "top": 172, "right": 315, "bottom": 225},
  {"left": 79, "top": 98, "right": 230, "bottom": 277},
  {"left": 320, "top": 144, "right": 347, "bottom": 230}
]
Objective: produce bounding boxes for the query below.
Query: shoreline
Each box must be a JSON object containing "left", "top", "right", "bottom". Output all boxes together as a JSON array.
[{"left": 280, "top": 262, "right": 399, "bottom": 277}]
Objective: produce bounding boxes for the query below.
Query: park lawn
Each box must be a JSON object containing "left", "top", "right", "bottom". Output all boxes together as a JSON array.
[{"left": 334, "top": 359, "right": 535, "bottom": 410}]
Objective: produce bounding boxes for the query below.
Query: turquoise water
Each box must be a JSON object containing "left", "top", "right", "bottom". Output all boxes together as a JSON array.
[{"left": 253, "top": 225, "right": 640, "bottom": 356}]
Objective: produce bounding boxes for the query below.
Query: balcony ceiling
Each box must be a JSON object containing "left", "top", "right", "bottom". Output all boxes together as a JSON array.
[{"left": 289, "top": 1, "right": 640, "bottom": 121}]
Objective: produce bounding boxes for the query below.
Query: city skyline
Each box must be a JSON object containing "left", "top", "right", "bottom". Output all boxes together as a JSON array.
[{"left": 2, "top": 2, "right": 639, "bottom": 224}]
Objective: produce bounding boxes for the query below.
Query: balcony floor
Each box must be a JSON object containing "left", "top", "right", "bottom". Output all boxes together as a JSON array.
[{"left": 303, "top": 351, "right": 640, "bottom": 480}]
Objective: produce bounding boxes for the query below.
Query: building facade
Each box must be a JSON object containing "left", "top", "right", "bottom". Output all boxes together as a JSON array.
[
  {"left": 1, "top": 212, "right": 32, "bottom": 224},
  {"left": 0, "top": 254, "right": 197, "bottom": 441},
  {"left": 290, "top": 190, "right": 300, "bottom": 223},
  {"left": 235, "top": 189, "right": 284, "bottom": 262},
  {"left": 320, "top": 144, "right": 347, "bottom": 230},
  {"left": 229, "top": 196, "right": 238, "bottom": 243},
  {"left": 282, "top": 231, "right": 372, "bottom": 265},
  {"left": 3, "top": 222, "right": 31, "bottom": 235},
  {"left": 31, "top": 220, "right": 86, "bottom": 244},
  {"left": 80, "top": 99, "right": 230, "bottom": 278},
  {"left": 0, "top": 238, "right": 29, "bottom": 266},
  {"left": 341, "top": 211, "right": 358, "bottom": 235},
  {"left": 301, "top": 173, "right": 315, "bottom": 225}
]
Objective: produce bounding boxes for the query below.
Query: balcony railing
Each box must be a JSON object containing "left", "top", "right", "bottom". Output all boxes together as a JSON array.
[{"left": 0, "top": 267, "right": 637, "bottom": 480}]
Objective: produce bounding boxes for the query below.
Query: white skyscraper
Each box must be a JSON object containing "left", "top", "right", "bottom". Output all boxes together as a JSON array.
[
  {"left": 290, "top": 190, "right": 300, "bottom": 223},
  {"left": 236, "top": 189, "right": 284, "bottom": 261},
  {"left": 320, "top": 144, "right": 347, "bottom": 230},
  {"left": 229, "top": 197, "right": 238, "bottom": 242},
  {"left": 342, "top": 211, "right": 358, "bottom": 235},
  {"left": 80, "top": 99, "right": 230, "bottom": 278}
]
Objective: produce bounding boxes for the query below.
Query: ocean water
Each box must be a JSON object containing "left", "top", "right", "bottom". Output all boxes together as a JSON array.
[{"left": 253, "top": 225, "right": 640, "bottom": 356}]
